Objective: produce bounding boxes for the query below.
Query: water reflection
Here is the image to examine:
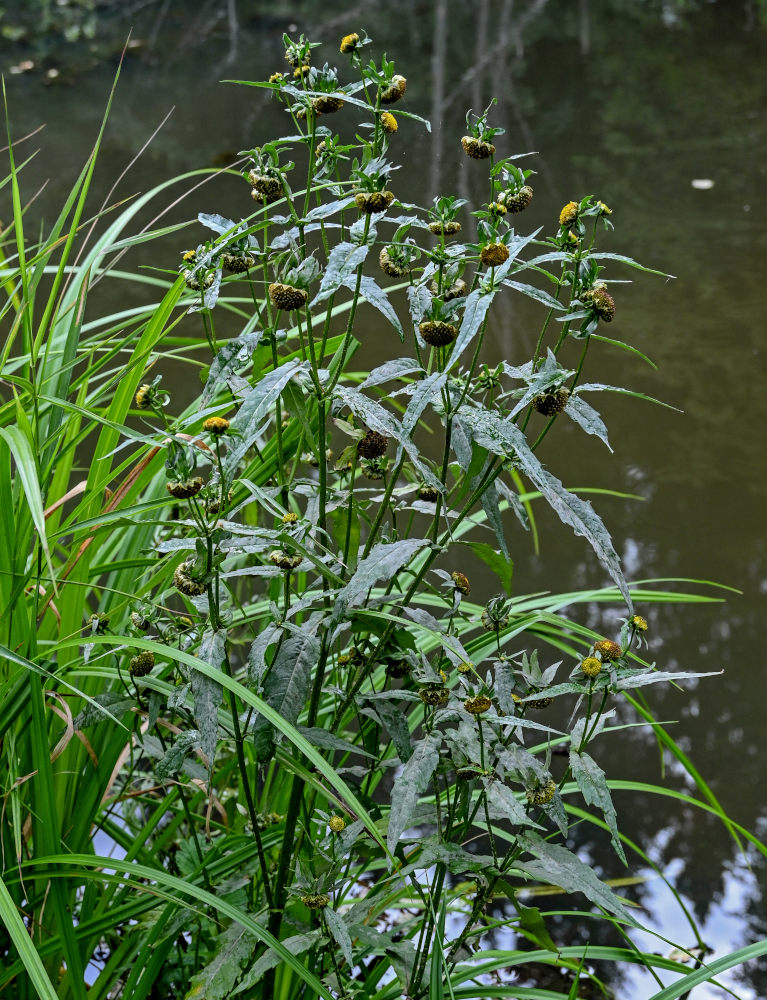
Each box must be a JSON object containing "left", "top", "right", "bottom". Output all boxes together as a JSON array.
[{"left": 1, "top": 1, "right": 764, "bottom": 995}]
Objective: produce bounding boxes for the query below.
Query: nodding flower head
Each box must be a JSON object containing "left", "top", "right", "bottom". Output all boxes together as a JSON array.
[
  {"left": 480, "top": 242, "right": 510, "bottom": 267},
  {"left": 559, "top": 201, "right": 579, "bottom": 228},
  {"left": 464, "top": 694, "right": 492, "bottom": 715},
  {"left": 340, "top": 33, "right": 360, "bottom": 53},
  {"left": 451, "top": 571, "right": 471, "bottom": 596},
  {"left": 129, "top": 651, "right": 155, "bottom": 678},
  {"left": 356, "top": 430, "right": 388, "bottom": 459},
  {"left": 301, "top": 893, "right": 329, "bottom": 910},
  {"left": 380, "top": 112, "right": 398, "bottom": 133},
  {"left": 533, "top": 388, "right": 570, "bottom": 416},
  {"left": 630, "top": 614, "right": 648, "bottom": 632},
  {"left": 380, "top": 74, "right": 407, "bottom": 104},
  {"left": 526, "top": 777, "right": 556, "bottom": 806},
  {"left": 593, "top": 638, "right": 622, "bottom": 661}
]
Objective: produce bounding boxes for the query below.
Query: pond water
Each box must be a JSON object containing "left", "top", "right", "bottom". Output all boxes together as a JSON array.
[{"left": 2, "top": 1, "right": 765, "bottom": 996}]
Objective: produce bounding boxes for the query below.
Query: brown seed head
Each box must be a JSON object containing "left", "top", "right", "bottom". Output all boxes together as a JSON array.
[
  {"left": 268, "top": 282, "right": 309, "bottom": 311},
  {"left": 526, "top": 778, "right": 556, "bottom": 806},
  {"left": 269, "top": 549, "right": 303, "bottom": 572},
  {"left": 174, "top": 562, "right": 206, "bottom": 597},
  {"left": 166, "top": 477, "right": 205, "bottom": 500},
  {"left": 419, "top": 686, "right": 450, "bottom": 708},
  {"left": 533, "top": 389, "right": 570, "bottom": 416},
  {"left": 461, "top": 135, "right": 495, "bottom": 159},
  {"left": 354, "top": 190, "right": 394, "bottom": 214},
  {"left": 418, "top": 485, "right": 440, "bottom": 502},
  {"left": 464, "top": 694, "right": 492, "bottom": 715},
  {"left": 129, "top": 651, "right": 155, "bottom": 678},
  {"left": 301, "top": 893, "right": 329, "bottom": 910},
  {"left": 380, "top": 74, "right": 406, "bottom": 104},
  {"left": 419, "top": 320, "right": 458, "bottom": 347},
  {"left": 594, "top": 639, "right": 622, "bottom": 661},
  {"left": 357, "top": 430, "right": 388, "bottom": 459},
  {"left": 480, "top": 242, "right": 510, "bottom": 267},
  {"left": 451, "top": 571, "right": 471, "bottom": 596},
  {"left": 506, "top": 185, "right": 534, "bottom": 213},
  {"left": 428, "top": 220, "right": 462, "bottom": 236}
]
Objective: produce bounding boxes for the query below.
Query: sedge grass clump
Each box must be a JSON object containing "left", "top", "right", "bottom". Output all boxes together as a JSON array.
[{"left": 0, "top": 27, "right": 735, "bottom": 1000}]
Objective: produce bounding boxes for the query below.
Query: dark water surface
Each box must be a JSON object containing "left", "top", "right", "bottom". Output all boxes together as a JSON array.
[{"left": 2, "top": 1, "right": 765, "bottom": 996}]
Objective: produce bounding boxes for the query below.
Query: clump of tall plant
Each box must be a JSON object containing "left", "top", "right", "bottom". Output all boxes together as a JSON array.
[{"left": 2, "top": 30, "right": 765, "bottom": 1000}]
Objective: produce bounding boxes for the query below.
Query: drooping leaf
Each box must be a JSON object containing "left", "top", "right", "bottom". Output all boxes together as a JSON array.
[
  {"left": 416, "top": 836, "right": 495, "bottom": 875},
  {"left": 343, "top": 274, "right": 404, "bottom": 340},
  {"left": 233, "top": 931, "right": 322, "bottom": 995},
  {"left": 363, "top": 694, "right": 413, "bottom": 763},
  {"left": 483, "top": 777, "right": 544, "bottom": 830},
  {"left": 312, "top": 241, "right": 369, "bottom": 304},
  {"left": 387, "top": 732, "right": 442, "bottom": 856},
  {"left": 448, "top": 286, "right": 495, "bottom": 368},
  {"left": 333, "top": 538, "right": 430, "bottom": 623},
  {"left": 323, "top": 906, "right": 353, "bottom": 967},
  {"left": 570, "top": 749, "right": 627, "bottom": 865},
  {"left": 613, "top": 667, "right": 721, "bottom": 691},
  {"left": 185, "top": 921, "right": 256, "bottom": 1000},
  {"left": 458, "top": 407, "right": 632, "bottom": 611},
  {"left": 503, "top": 279, "right": 565, "bottom": 310},
  {"left": 155, "top": 730, "right": 202, "bottom": 779},
  {"left": 565, "top": 394, "right": 612, "bottom": 451},
  {"left": 252, "top": 631, "right": 319, "bottom": 762},
  {"left": 517, "top": 904, "right": 559, "bottom": 953},
  {"left": 516, "top": 833, "right": 638, "bottom": 925},
  {"left": 192, "top": 628, "right": 226, "bottom": 770},
  {"left": 202, "top": 330, "right": 262, "bottom": 405},
  {"left": 72, "top": 691, "right": 133, "bottom": 729},
  {"left": 298, "top": 726, "right": 375, "bottom": 759},
  {"left": 224, "top": 360, "right": 307, "bottom": 482},
  {"left": 361, "top": 358, "right": 423, "bottom": 388}
]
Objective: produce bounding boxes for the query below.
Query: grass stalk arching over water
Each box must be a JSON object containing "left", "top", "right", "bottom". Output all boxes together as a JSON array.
[{"left": 0, "top": 28, "right": 762, "bottom": 1000}]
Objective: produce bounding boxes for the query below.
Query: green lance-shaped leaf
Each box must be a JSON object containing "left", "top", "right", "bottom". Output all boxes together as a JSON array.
[
  {"left": 613, "top": 667, "right": 721, "bottom": 691},
  {"left": 448, "top": 285, "right": 495, "bottom": 368},
  {"left": 401, "top": 369, "right": 448, "bottom": 440},
  {"left": 0, "top": 426, "right": 56, "bottom": 591},
  {"left": 361, "top": 358, "right": 423, "bottom": 388},
  {"left": 192, "top": 628, "right": 226, "bottom": 770},
  {"left": 460, "top": 540, "right": 513, "bottom": 594},
  {"left": 458, "top": 407, "right": 632, "bottom": 611},
  {"left": 565, "top": 394, "right": 612, "bottom": 451},
  {"left": 516, "top": 832, "right": 639, "bottom": 926},
  {"left": 570, "top": 749, "right": 627, "bottom": 866},
  {"left": 252, "top": 631, "right": 319, "bottom": 763},
  {"left": 333, "top": 538, "right": 430, "bottom": 624},
  {"left": 233, "top": 931, "right": 321, "bottom": 995},
  {"left": 387, "top": 732, "right": 442, "bottom": 857},
  {"left": 342, "top": 274, "right": 404, "bottom": 340},
  {"left": 223, "top": 359, "right": 307, "bottom": 483},
  {"left": 333, "top": 385, "right": 441, "bottom": 488},
  {"left": 416, "top": 836, "right": 495, "bottom": 875},
  {"left": 311, "top": 241, "right": 370, "bottom": 304},
  {"left": 323, "top": 906, "right": 353, "bottom": 967},
  {"left": 502, "top": 279, "right": 566, "bottom": 310},
  {"left": 362, "top": 693, "right": 413, "bottom": 763},
  {"left": 202, "top": 330, "right": 262, "bottom": 405},
  {"left": 186, "top": 921, "right": 256, "bottom": 1000},
  {"left": 155, "top": 730, "right": 202, "bottom": 779},
  {"left": 483, "top": 777, "right": 545, "bottom": 830}
]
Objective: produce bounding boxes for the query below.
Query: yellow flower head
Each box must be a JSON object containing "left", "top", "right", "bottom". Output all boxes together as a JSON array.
[
  {"left": 329, "top": 815, "right": 346, "bottom": 833},
  {"left": 559, "top": 201, "right": 579, "bottom": 227},
  {"left": 203, "top": 416, "right": 230, "bottom": 435},
  {"left": 340, "top": 33, "right": 360, "bottom": 53},
  {"left": 381, "top": 112, "right": 398, "bottom": 133}
]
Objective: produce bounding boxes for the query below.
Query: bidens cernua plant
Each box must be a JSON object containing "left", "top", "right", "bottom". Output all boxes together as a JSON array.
[{"left": 0, "top": 27, "right": 729, "bottom": 1000}]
